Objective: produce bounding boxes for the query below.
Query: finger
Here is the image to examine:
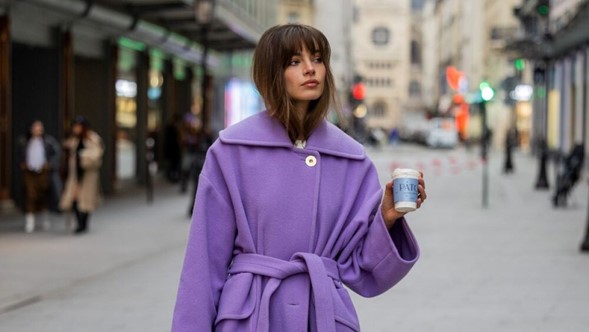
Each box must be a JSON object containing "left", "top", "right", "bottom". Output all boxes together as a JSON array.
[
  {"left": 418, "top": 185, "right": 427, "bottom": 201},
  {"left": 385, "top": 180, "right": 393, "bottom": 192},
  {"left": 383, "top": 181, "right": 393, "bottom": 199},
  {"left": 382, "top": 181, "right": 395, "bottom": 211}
]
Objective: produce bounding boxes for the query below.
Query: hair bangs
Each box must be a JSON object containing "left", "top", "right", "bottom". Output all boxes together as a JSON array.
[{"left": 278, "top": 26, "right": 331, "bottom": 68}]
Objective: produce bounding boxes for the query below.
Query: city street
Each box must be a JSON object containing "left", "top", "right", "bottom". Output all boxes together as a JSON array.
[{"left": 1, "top": 143, "right": 588, "bottom": 331}]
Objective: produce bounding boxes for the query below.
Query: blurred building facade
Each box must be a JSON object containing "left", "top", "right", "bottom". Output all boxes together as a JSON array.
[
  {"left": 422, "top": 0, "right": 524, "bottom": 148},
  {"left": 508, "top": 0, "right": 589, "bottom": 162},
  {"left": 351, "top": 0, "right": 412, "bottom": 133},
  {"left": 0, "top": 0, "right": 275, "bottom": 210},
  {"left": 278, "top": 0, "right": 315, "bottom": 24},
  {"left": 420, "top": 0, "right": 589, "bottom": 164},
  {"left": 407, "top": 0, "right": 427, "bottom": 117}
]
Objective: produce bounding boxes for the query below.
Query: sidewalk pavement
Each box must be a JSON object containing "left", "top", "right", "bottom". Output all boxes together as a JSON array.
[
  {"left": 356, "top": 145, "right": 589, "bottom": 332},
  {"left": 0, "top": 179, "right": 192, "bottom": 330},
  {"left": 0, "top": 145, "right": 588, "bottom": 332}
]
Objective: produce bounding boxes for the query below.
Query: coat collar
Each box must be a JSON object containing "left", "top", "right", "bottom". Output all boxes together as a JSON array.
[{"left": 219, "top": 112, "right": 365, "bottom": 160}]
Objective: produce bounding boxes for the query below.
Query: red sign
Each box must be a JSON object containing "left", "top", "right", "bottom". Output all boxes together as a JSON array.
[{"left": 446, "top": 66, "right": 464, "bottom": 91}]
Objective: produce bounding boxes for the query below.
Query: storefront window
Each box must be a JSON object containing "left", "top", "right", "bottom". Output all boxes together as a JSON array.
[
  {"left": 116, "top": 43, "right": 140, "bottom": 181},
  {"left": 148, "top": 49, "right": 164, "bottom": 132},
  {"left": 225, "top": 78, "right": 263, "bottom": 127}
]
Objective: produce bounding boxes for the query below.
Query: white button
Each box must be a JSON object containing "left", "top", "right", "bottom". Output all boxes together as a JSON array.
[{"left": 305, "top": 155, "right": 317, "bottom": 167}]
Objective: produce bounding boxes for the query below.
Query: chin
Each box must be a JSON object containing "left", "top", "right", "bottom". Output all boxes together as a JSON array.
[{"left": 301, "top": 92, "right": 323, "bottom": 101}]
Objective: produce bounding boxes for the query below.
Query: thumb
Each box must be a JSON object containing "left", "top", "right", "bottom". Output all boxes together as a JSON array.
[{"left": 382, "top": 181, "right": 394, "bottom": 209}]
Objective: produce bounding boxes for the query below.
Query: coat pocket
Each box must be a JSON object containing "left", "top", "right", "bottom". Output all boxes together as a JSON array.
[
  {"left": 332, "top": 280, "right": 361, "bottom": 331},
  {"left": 215, "top": 273, "right": 256, "bottom": 326}
]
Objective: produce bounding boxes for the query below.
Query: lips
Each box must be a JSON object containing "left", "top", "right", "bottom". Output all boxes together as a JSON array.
[{"left": 302, "top": 80, "right": 319, "bottom": 87}]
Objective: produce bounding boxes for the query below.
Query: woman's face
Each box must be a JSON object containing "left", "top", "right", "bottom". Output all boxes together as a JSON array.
[
  {"left": 283, "top": 45, "right": 325, "bottom": 112},
  {"left": 72, "top": 123, "right": 83, "bottom": 136}
]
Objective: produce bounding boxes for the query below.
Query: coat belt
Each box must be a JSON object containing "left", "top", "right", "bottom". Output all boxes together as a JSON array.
[{"left": 228, "top": 253, "right": 339, "bottom": 332}]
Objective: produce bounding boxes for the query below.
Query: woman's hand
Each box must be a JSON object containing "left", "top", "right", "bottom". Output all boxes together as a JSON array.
[
  {"left": 63, "top": 138, "right": 75, "bottom": 150},
  {"left": 381, "top": 171, "right": 427, "bottom": 229}
]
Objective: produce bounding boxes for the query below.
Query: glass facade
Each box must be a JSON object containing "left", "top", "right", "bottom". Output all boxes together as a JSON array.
[{"left": 116, "top": 43, "right": 140, "bottom": 180}]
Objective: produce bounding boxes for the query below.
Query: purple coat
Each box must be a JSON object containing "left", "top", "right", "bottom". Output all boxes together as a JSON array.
[{"left": 172, "top": 112, "right": 419, "bottom": 331}]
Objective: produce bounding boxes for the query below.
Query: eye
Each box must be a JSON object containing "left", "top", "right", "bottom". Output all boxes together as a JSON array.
[{"left": 289, "top": 59, "right": 300, "bottom": 66}]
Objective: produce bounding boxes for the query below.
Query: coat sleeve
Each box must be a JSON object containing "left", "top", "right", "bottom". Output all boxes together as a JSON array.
[
  {"left": 45, "top": 135, "right": 61, "bottom": 171},
  {"left": 336, "top": 163, "right": 420, "bottom": 298},
  {"left": 172, "top": 158, "right": 237, "bottom": 331},
  {"left": 80, "top": 134, "right": 104, "bottom": 171}
]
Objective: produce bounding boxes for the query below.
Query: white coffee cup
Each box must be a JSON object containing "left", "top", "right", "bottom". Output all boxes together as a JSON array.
[{"left": 391, "top": 168, "right": 420, "bottom": 212}]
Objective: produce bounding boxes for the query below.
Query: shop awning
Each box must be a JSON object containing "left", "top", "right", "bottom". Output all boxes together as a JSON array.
[
  {"left": 549, "top": 0, "right": 589, "bottom": 56},
  {"left": 95, "top": 0, "right": 266, "bottom": 52},
  {"left": 506, "top": 0, "right": 589, "bottom": 59},
  {"left": 21, "top": 0, "right": 270, "bottom": 64}
]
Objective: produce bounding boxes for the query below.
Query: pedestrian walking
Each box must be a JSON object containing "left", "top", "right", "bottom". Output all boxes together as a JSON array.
[
  {"left": 59, "top": 116, "right": 104, "bottom": 234},
  {"left": 179, "top": 112, "right": 200, "bottom": 193},
  {"left": 503, "top": 127, "right": 517, "bottom": 174},
  {"left": 164, "top": 113, "right": 183, "bottom": 183},
  {"left": 17, "top": 120, "right": 61, "bottom": 233},
  {"left": 172, "top": 24, "right": 426, "bottom": 331},
  {"left": 552, "top": 143, "right": 585, "bottom": 207},
  {"left": 187, "top": 128, "right": 214, "bottom": 217}
]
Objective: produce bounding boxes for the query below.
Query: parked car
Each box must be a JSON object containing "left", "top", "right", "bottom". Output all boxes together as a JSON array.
[{"left": 426, "top": 117, "right": 458, "bottom": 148}]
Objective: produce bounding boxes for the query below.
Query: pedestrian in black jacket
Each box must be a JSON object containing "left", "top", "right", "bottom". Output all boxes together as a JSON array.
[{"left": 17, "top": 120, "right": 61, "bottom": 233}]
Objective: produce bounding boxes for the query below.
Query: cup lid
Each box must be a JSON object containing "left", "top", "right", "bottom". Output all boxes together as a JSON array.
[{"left": 391, "top": 168, "right": 420, "bottom": 178}]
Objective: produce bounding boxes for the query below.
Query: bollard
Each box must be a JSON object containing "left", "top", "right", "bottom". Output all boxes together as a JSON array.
[
  {"left": 535, "top": 138, "right": 549, "bottom": 189},
  {"left": 480, "top": 101, "right": 489, "bottom": 208},
  {"left": 503, "top": 128, "right": 515, "bottom": 174},
  {"left": 145, "top": 137, "right": 157, "bottom": 204}
]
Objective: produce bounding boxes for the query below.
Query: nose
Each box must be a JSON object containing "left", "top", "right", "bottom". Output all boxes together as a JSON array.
[{"left": 303, "top": 59, "right": 315, "bottom": 75}]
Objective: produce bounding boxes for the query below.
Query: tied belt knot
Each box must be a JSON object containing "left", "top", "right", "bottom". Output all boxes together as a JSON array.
[{"left": 228, "top": 253, "right": 340, "bottom": 332}]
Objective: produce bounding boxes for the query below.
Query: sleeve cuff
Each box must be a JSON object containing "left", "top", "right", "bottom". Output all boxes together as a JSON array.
[{"left": 365, "top": 209, "right": 420, "bottom": 268}]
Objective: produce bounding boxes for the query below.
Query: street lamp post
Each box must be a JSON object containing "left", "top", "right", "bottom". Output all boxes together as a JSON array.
[
  {"left": 480, "top": 100, "right": 489, "bottom": 208},
  {"left": 195, "top": 0, "right": 214, "bottom": 131},
  {"left": 479, "top": 81, "right": 495, "bottom": 208}
]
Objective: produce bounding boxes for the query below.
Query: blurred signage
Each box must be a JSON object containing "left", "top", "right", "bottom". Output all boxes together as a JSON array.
[
  {"left": 116, "top": 80, "right": 137, "bottom": 98},
  {"left": 510, "top": 84, "right": 533, "bottom": 101},
  {"left": 446, "top": 66, "right": 468, "bottom": 93}
]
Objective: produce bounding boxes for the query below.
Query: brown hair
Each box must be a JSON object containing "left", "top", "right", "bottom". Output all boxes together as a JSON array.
[
  {"left": 252, "top": 24, "right": 339, "bottom": 142},
  {"left": 72, "top": 115, "right": 91, "bottom": 139}
]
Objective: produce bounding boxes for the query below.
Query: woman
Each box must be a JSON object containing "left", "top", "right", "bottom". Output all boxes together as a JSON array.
[
  {"left": 172, "top": 24, "right": 426, "bottom": 331},
  {"left": 59, "top": 116, "right": 103, "bottom": 234}
]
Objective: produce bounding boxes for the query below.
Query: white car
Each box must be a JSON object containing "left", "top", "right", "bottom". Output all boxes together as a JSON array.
[{"left": 426, "top": 117, "right": 459, "bottom": 148}]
